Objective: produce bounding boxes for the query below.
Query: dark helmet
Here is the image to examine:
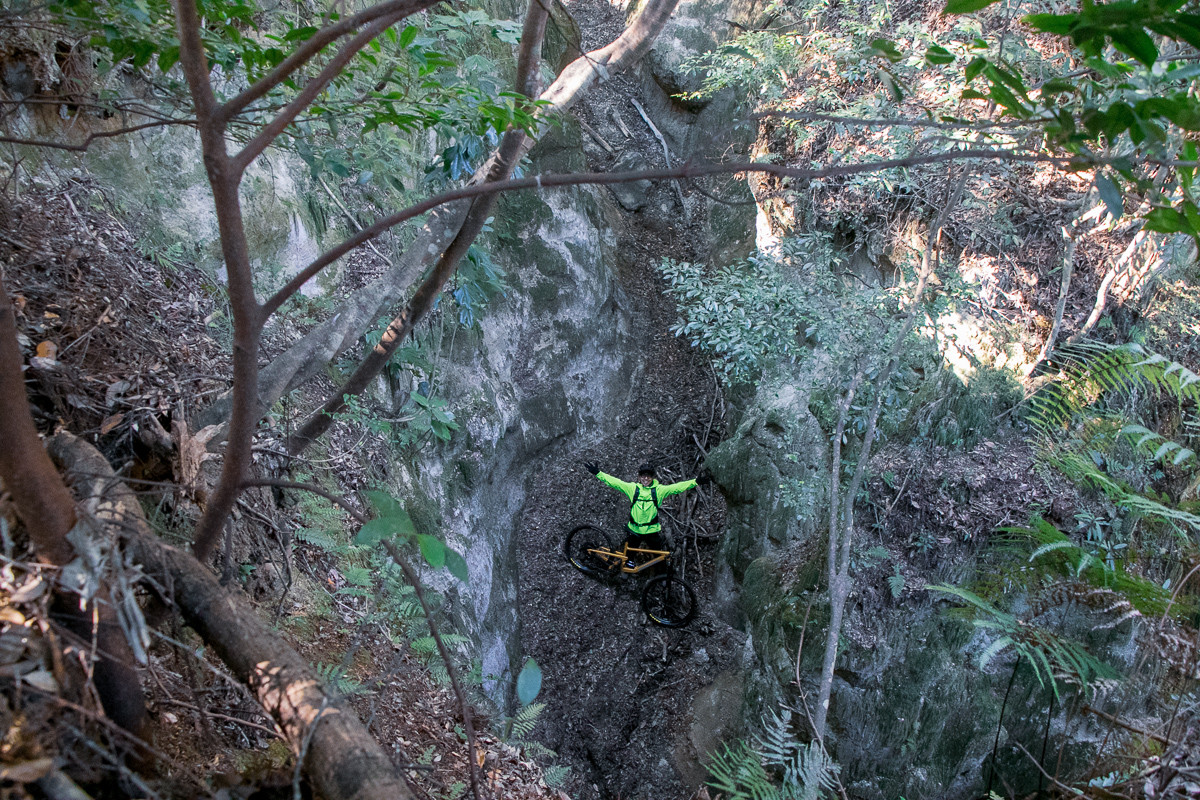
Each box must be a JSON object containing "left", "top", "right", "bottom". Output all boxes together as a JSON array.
[{"left": 637, "top": 462, "right": 656, "bottom": 478}]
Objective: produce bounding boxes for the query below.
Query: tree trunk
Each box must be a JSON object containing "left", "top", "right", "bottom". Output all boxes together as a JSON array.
[
  {"left": 0, "top": 276, "right": 150, "bottom": 744},
  {"left": 47, "top": 433, "right": 417, "bottom": 800}
]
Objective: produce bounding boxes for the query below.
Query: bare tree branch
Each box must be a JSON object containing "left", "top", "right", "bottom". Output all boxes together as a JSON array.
[
  {"left": 812, "top": 168, "right": 968, "bottom": 741},
  {"left": 755, "top": 109, "right": 1031, "bottom": 131},
  {"left": 175, "top": 0, "right": 266, "bottom": 563},
  {"left": 0, "top": 120, "right": 195, "bottom": 152},
  {"left": 231, "top": 5, "right": 436, "bottom": 173},
  {"left": 218, "top": 0, "right": 442, "bottom": 121}
]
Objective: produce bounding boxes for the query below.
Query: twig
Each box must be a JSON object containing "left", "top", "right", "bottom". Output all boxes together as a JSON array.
[
  {"left": 578, "top": 118, "right": 615, "bottom": 154},
  {"left": 630, "top": 97, "right": 687, "bottom": 217},
  {"left": 68, "top": 726, "right": 163, "bottom": 800},
  {"left": 317, "top": 176, "right": 391, "bottom": 261},
  {"left": 1012, "top": 739, "right": 1085, "bottom": 795},
  {"left": 611, "top": 109, "right": 633, "bottom": 138},
  {"left": 156, "top": 697, "right": 285, "bottom": 740},
  {"left": 1028, "top": 226, "right": 1076, "bottom": 377}
]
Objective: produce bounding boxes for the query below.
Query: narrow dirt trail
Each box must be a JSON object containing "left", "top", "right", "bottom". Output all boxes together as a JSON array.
[{"left": 515, "top": 3, "right": 747, "bottom": 797}]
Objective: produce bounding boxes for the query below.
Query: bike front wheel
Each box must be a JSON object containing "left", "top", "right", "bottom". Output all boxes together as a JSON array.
[
  {"left": 564, "top": 524, "right": 616, "bottom": 577},
  {"left": 641, "top": 574, "right": 697, "bottom": 627}
]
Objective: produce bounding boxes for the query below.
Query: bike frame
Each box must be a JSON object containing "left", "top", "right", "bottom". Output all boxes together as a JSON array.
[{"left": 587, "top": 542, "right": 670, "bottom": 574}]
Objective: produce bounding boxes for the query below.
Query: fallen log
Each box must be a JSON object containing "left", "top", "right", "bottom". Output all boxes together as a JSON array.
[{"left": 46, "top": 433, "right": 415, "bottom": 800}]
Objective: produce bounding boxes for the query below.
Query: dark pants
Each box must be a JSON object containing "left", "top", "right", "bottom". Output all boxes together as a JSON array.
[{"left": 622, "top": 529, "right": 669, "bottom": 574}]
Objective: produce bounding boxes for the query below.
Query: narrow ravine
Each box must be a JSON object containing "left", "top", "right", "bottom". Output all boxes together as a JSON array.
[{"left": 514, "top": 2, "right": 748, "bottom": 794}]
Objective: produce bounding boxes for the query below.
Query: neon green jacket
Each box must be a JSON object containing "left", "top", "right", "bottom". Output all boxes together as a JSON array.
[{"left": 596, "top": 472, "right": 698, "bottom": 535}]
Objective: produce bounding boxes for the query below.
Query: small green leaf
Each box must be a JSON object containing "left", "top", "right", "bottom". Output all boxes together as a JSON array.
[
  {"left": 1110, "top": 27, "right": 1159, "bottom": 67},
  {"left": 1144, "top": 206, "right": 1189, "bottom": 234},
  {"left": 355, "top": 517, "right": 395, "bottom": 547},
  {"left": 1023, "top": 13, "right": 1077, "bottom": 35},
  {"left": 1095, "top": 174, "right": 1124, "bottom": 220},
  {"left": 869, "top": 38, "right": 904, "bottom": 63},
  {"left": 366, "top": 490, "right": 404, "bottom": 519},
  {"left": 445, "top": 547, "right": 469, "bottom": 584},
  {"left": 925, "top": 45, "right": 956, "bottom": 65},
  {"left": 157, "top": 45, "right": 180, "bottom": 72},
  {"left": 516, "top": 657, "right": 542, "bottom": 706},
  {"left": 399, "top": 24, "right": 418, "bottom": 49},
  {"left": 964, "top": 55, "right": 987, "bottom": 83},
  {"left": 418, "top": 534, "right": 446, "bottom": 568},
  {"left": 944, "top": 0, "right": 1002, "bottom": 13}
]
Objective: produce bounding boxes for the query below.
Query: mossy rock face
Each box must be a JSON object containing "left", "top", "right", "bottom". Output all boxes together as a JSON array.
[{"left": 706, "top": 376, "right": 827, "bottom": 581}]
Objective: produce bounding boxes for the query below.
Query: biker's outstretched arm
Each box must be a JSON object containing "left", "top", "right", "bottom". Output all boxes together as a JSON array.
[{"left": 596, "top": 471, "right": 638, "bottom": 502}]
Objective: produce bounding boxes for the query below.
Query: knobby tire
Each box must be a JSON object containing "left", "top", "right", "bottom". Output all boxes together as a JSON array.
[
  {"left": 641, "top": 574, "right": 697, "bottom": 628},
  {"left": 564, "top": 524, "right": 615, "bottom": 577}
]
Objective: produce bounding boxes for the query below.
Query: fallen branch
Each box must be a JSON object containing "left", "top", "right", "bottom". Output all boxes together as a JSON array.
[
  {"left": 47, "top": 433, "right": 416, "bottom": 800},
  {"left": 631, "top": 97, "right": 687, "bottom": 216}
]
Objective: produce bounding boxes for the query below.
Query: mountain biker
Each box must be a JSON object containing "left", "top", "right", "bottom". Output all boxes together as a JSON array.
[{"left": 582, "top": 461, "right": 709, "bottom": 565}]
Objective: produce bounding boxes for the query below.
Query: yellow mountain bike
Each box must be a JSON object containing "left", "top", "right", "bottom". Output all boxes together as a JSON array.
[{"left": 563, "top": 524, "right": 697, "bottom": 627}]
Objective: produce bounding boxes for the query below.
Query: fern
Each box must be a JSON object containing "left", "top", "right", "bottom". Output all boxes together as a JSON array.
[
  {"left": 1030, "top": 341, "right": 1200, "bottom": 433},
  {"left": 927, "top": 583, "right": 1119, "bottom": 698},
  {"left": 315, "top": 662, "right": 365, "bottom": 696},
  {"left": 887, "top": 566, "right": 905, "bottom": 599},
  {"left": 1012, "top": 519, "right": 1176, "bottom": 617},
  {"left": 542, "top": 764, "right": 569, "bottom": 788},
  {"left": 520, "top": 740, "right": 556, "bottom": 760},
  {"left": 708, "top": 741, "right": 778, "bottom": 800},
  {"left": 708, "top": 709, "right": 839, "bottom": 800},
  {"left": 295, "top": 526, "right": 341, "bottom": 552},
  {"left": 509, "top": 701, "right": 546, "bottom": 740}
]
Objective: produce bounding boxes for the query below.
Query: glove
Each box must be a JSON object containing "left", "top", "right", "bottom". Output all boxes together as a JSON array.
[
  {"left": 696, "top": 473, "right": 712, "bottom": 486},
  {"left": 584, "top": 461, "right": 599, "bottom": 476}
]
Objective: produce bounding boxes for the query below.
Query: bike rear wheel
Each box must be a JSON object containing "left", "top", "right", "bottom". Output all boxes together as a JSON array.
[
  {"left": 564, "top": 524, "right": 616, "bottom": 577},
  {"left": 641, "top": 574, "right": 697, "bottom": 627}
]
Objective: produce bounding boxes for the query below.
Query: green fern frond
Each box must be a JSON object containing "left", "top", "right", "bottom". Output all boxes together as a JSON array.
[
  {"left": 295, "top": 526, "right": 341, "bottom": 551},
  {"left": 926, "top": 584, "right": 1016, "bottom": 625},
  {"left": 315, "top": 662, "right": 365, "bottom": 696},
  {"left": 781, "top": 743, "right": 838, "bottom": 800},
  {"left": 930, "top": 581, "right": 1118, "bottom": 698},
  {"left": 1030, "top": 341, "right": 1200, "bottom": 434},
  {"left": 707, "top": 741, "right": 778, "bottom": 800},
  {"left": 542, "top": 764, "right": 570, "bottom": 788},
  {"left": 520, "top": 741, "right": 556, "bottom": 760},
  {"left": 755, "top": 708, "right": 800, "bottom": 768},
  {"left": 510, "top": 702, "right": 546, "bottom": 740},
  {"left": 978, "top": 635, "right": 1014, "bottom": 670}
]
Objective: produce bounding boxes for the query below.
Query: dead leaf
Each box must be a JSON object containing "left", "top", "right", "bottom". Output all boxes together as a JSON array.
[
  {"left": 42, "top": 311, "right": 59, "bottom": 319},
  {"left": 20, "top": 668, "right": 58, "bottom": 693},
  {"left": 0, "top": 758, "right": 54, "bottom": 783},
  {"left": 11, "top": 295, "right": 26, "bottom": 313},
  {"left": 105, "top": 379, "right": 131, "bottom": 408},
  {"left": 35, "top": 341, "right": 57, "bottom": 359},
  {"left": 100, "top": 413, "right": 124, "bottom": 435}
]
